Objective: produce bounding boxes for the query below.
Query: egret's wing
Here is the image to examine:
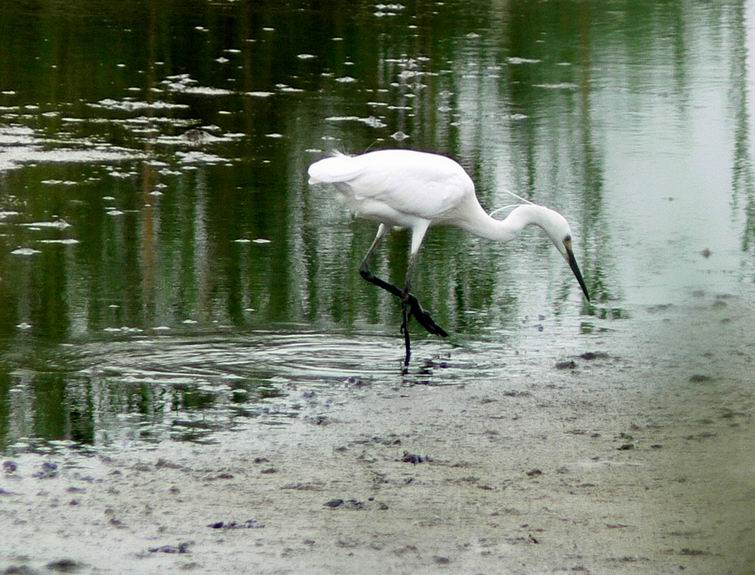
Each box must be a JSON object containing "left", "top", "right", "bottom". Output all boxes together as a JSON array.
[
  {"left": 314, "top": 150, "right": 473, "bottom": 220},
  {"left": 307, "top": 152, "right": 363, "bottom": 184}
]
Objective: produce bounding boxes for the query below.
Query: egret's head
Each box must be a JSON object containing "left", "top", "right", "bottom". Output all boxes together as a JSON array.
[{"left": 539, "top": 208, "right": 591, "bottom": 302}]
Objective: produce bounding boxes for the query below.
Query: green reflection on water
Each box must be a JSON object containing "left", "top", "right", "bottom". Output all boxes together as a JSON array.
[{"left": 0, "top": 0, "right": 753, "bottom": 450}]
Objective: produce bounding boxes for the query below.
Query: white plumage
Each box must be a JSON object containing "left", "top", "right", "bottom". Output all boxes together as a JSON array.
[
  {"left": 308, "top": 149, "right": 590, "bottom": 366},
  {"left": 308, "top": 150, "right": 473, "bottom": 229}
]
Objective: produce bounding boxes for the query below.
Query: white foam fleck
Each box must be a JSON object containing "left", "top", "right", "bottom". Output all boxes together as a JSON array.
[
  {"left": 325, "top": 116, "right": 387, "bottom": 128},
  {"left": 88, "top": 99, "right": 189, "bottom": 111},
  {"left": 176, "top": 151, "right": 228, "bottom": 164},
  {"left": 534, "top": 82, "right": 578, "bottom": 90},
  {"left": 20, "top": 219, "right": 71, "bottom": 230},
  {"left": 276, "top": 84, "right": 304, "bottom": 93},
  {"left": 41, "top": 179, "right": 77, "bottom": 186},
  {"left": 11, "top": 247, "right": 41, "bottom": 256},
  {"left": 506, "top": 57, "right": 541, "bottom": 65},
  {"left": 38, "top": 239, "right": 79, "bottom": 245}
]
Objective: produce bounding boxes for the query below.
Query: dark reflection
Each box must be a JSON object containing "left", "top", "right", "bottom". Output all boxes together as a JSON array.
[
  {"left": 728, "top": 2, "right": 755, "bottom": 261},
  {"left": 0, "top": 0, "right": 752, "bottom": 450}
]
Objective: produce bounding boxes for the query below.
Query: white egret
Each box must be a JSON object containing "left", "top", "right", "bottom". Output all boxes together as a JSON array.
[{"left": 308, "top": 149, "right": 590, "bottom": 367}]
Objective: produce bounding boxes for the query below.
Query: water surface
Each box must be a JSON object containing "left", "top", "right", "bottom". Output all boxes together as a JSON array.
[{"left": 1, "top": 0, "right": 753, "bottom": 451}]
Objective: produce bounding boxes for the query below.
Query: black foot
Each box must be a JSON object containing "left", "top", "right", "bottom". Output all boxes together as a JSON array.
[{"left": 404, "top": 293, "right": 448, "bottom": 337}]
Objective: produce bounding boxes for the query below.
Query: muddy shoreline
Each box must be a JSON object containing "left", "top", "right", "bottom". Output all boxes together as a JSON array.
[{"left": 2, "top": 292, "right": 753, "bottom": 574}]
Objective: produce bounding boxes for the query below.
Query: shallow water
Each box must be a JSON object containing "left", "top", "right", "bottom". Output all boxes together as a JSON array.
[{"left": 0, "top": 0, "right": 753, "bottom": 452}]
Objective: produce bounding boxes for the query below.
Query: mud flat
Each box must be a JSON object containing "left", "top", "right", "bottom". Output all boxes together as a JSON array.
[{"left": 1, "top": 292, "right": 753, "bottom": 574}]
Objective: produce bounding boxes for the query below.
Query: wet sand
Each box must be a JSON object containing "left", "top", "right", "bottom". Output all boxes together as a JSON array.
[{"left": 1, "top": 291, "right": 753, "bottom": 574}]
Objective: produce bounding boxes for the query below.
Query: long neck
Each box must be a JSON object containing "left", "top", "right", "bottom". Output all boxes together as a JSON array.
[{"left": 459, "top": 203, "right": 550, "bottom": 242}]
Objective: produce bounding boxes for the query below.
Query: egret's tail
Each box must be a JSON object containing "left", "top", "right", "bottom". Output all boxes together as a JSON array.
[{"left": 308, "top": 152, "right": 362, "bottom": 185}]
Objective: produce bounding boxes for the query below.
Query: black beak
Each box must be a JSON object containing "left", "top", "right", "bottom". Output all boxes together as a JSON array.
[{"left": 566, "top": 247, "right": 590, "bottom": 302}]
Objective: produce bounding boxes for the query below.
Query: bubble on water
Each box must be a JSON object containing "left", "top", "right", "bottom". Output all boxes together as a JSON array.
[
  {"left": 253, "top": 238, "right": 271, "bottom": 244},
  {"left": 245, "top": 91, "right": 274, "bottom": 98},
  {"left": 335, "top": 76, "right": 357, "bottom": 84},
  {"left": 297, "top": 54, "right": 317, "bottom": 60},
  {"left": 391, "top": 131, "right": 409, "bottom": 141}
]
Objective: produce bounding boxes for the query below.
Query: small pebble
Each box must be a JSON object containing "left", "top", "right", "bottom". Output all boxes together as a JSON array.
[
  {"left": 148, "top": 542, "right": 190, "bottom": 554},
  {"left": 401, "top": 451, "right": 431, "bottom": 464},
  {"left": 555, "top": 360, "right": 576, "bottom": 370}
]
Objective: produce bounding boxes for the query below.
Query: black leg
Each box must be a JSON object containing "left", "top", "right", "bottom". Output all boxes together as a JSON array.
[
  {"left": 401, "top": 299, "right": 411, "bottom": 367},
  {"left": 359, "top": 267, "right": 447, "bottom": 337},
  {"left": 358, "top": 225, "right": 448, "bottom": 369},
  {"left": 359, "top": 263, "right": 448, "bottom": 337}
]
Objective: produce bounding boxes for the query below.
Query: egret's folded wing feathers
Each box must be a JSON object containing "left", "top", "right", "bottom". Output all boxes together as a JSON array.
[{"left": 307, "top": 154, "right": 365, "bottom": 184}]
